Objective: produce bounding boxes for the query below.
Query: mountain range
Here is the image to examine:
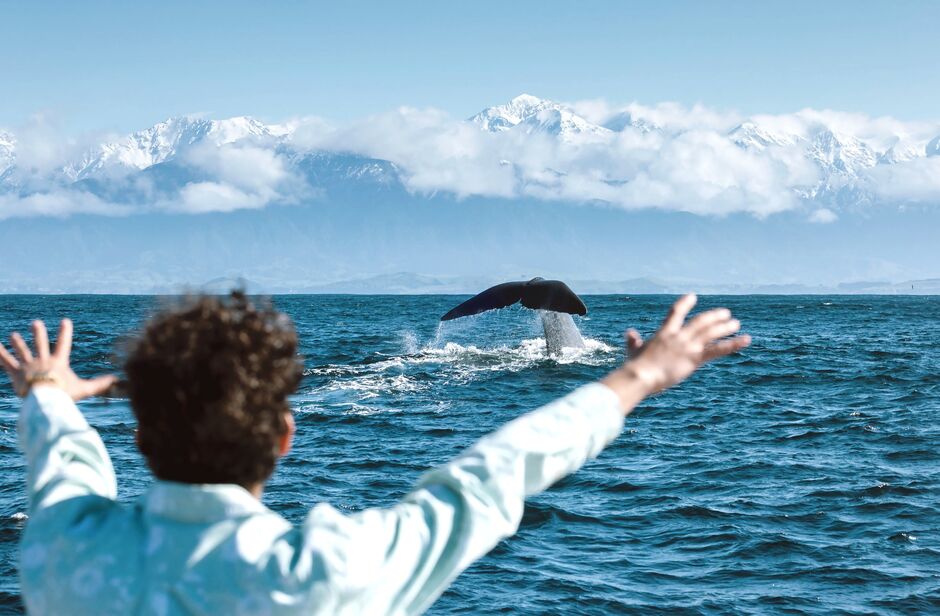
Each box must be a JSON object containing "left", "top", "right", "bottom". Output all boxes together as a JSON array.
[
  {"left": 17, "top": 271, "right": 939, "bottom": 296},
  {"left": 3, "top": 94, "right": 939, "bottom": 211},
  {"left": 284, "top": 274, "right": 940, "bottom": 296},
  {"left": 2, "top": 96, "right": 939, "bottom": 294}
]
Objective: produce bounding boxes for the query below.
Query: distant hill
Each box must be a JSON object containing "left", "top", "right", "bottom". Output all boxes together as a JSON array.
[
  {"left": 257, "top": 274, "right": 940, "bottom": 296},
  {"left": 2, "top": 271, "right": 939, "bottom": 295}
]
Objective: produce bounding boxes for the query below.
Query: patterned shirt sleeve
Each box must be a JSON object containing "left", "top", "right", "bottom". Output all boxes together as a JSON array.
[
  {"left": 17, "top": 386, "right": 117, "bottom": 514},
  {"left": 296, "top": 382, "right": 625, "bottom": 615}
]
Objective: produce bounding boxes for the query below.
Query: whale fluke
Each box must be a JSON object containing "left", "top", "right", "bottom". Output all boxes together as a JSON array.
[
  {"left": 441, "top": 277, "right": 587, "bottom": 355},
  {"left": 441, "top": 278, "right": 587, "bottom": 321}
]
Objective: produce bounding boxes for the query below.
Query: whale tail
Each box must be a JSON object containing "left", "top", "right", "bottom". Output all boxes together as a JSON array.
[
  {"left": 440, "top": 278, "right": 587, "bottom": 356},
  {"left": 440, "top": 278, "right": 586, "bottom": 321}
]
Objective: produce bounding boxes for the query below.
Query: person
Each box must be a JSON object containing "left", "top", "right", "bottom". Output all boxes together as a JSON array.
[{"left": 1, "top": 291, "right": 750, "bottom": 615}]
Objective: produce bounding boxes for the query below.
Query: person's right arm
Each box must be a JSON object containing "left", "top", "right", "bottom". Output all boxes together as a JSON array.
[
  {"left": 0, "top": 319, "right": 118, "bottom": 514},
  {"left": 291, "top": 294, "right": 750, "bottom": 615}
]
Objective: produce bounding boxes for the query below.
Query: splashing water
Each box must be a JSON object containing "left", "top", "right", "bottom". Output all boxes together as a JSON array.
[{"left": 303, "top": 335, "right": 616, "bottom": 410}]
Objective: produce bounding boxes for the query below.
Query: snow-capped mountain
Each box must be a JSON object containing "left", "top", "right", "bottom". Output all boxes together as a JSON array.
[
  {"left": 290, "top": 151, "right": 401, "bottom": 190},
  {"left": 2, "top": 94, "right": 940, "bottom": 217},
  {"left": 807, "top": 130, "right": 878, "bottom": 176},
  {"left": 470, "top": 94, "right": 610, "bottom": 139},
  {"left": 65, "top": 116, "right": 286, "bottom": 181},
  {"left": 469, "top": 96, "right": 935, "bottom": 206},
  {"left": 602, "top": 111, "right": 659, "bottom": 133},
  {"left": 878, "top": 138, "right": 924, "bottom": 164},
  {"left": 0, "top": 131, "right": 14, "bottom": 178},
  {"left": 729, "top": 122, "right": 802, "bottom": 150},
  {"left": 470, "top": 94, "right": 553, "bottom": 131},
  {"left": 751, "top": 128, "right": 880, "bottom": 204}
]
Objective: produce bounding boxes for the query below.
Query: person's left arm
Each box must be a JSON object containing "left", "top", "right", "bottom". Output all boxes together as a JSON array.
[{"left": 1, "top": 319, "right": 118, "bottom": 512}]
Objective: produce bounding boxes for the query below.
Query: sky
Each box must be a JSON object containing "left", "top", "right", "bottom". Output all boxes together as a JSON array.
[
  {"left": 1, "top": 0, "right": 939, "bottom": 292},
  {"left": 2, "top": 1, "right": 939, "bottom": 133}
]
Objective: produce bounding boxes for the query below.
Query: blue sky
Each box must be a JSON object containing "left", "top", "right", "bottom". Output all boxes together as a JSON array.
[
  {"left": 3, "top": 1, "right": 939, "bottom": 132},
  {"left": 2, "top": 1, "right": 939, "bottom": 292}
]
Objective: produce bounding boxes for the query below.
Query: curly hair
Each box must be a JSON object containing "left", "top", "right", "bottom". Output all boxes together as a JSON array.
[{"left": 125, "top": 291, "right": 303, "bottom": 488}]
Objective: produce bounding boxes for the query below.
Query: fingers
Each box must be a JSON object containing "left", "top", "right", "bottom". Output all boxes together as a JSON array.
[
  {"left": 32, "top": 320, "right": 50, "bottom": 361},
  {"left": 702, "top": 335, "right": 751, "bottom": 362},
  {"left": 0, "top": 342, "right": 20, "bottom": 373},
  {"left": 699, "top": 318, "right": 741, "bottom": 344},
  {"left": 625, "top": 329, "right": 644, "bottom": 359},
  {"left": 76, "top": 375, "right": 119, "bottom": 401},
  {"left": 687, "top": 308, "right": 731, "bottom": 336},
  {"left": 10, "top": 332, "right": 33, "bottom": 363},
  {"left": 54, "top": 319, "right": 73, "bottom": 360},
  {"left": 662, "top": 294, "right": 697, "bottom": 332}
]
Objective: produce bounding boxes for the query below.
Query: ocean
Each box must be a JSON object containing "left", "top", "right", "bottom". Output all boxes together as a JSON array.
[{"left": 1, "top": 295, "right": 939, "bottom": 614}]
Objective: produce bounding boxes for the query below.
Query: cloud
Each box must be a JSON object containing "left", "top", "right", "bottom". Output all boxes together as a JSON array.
[
  {"left": 294, "top": 106, "right": 819, "bottom": 217},
  {"left": 165, "top": 142, "right": 306, "bottom": 213},
  {"left": 570, "top": 99, "right": 741, "bottom": 133},
  {"left": 292, "top": 107, "right": 521, "bottom": 198},
  {"left": 0, "top": 190, "right": 128, "bottom": 220},
  {"left": 3, "top": 97, "right": 940, "bottom": 221},
  {"left": 183, "top": 142, "right": 288, "bottom": 192},
  {"left": 171, "top": 182, "right": 269, "bottom": 213},
  {"left": 863, "top": 156, "right": 940, "bottom": 203},
  {"left": 7, "top": 114, "right": 79, "bottom": 176},
  {"left": 0, "top": 134, "right": 305, "bottom": 217},
  {"left": 809, "top": 208, "right": 838, "bottom": 223}
]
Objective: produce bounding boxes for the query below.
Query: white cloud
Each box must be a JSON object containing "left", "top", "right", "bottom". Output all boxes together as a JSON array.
[
  {"left": 292, "top": 107, "right": 521, "bottom": 198},
  {"left": 3, "top": 97, "right": 940, "bottom": 221},
  {"left": 0, "top": 190, "right": 128, "bottom": 220},
  {"left": 294, "top": 106, "right": 819, "bottom": 217},
  {"left": 809, "top": 208, "right": 838, "bottom": 223},
  {"left": 864, "top": 156, "right": 940, "bottom": 203},
  {"left": 8, "top": 114, "right": 77, "bottom": 175},
  {"left": 0, "top": 135, "right": 305, "bottom": 217},
  {"left": 165, "top": 142, "right": 305, "bottom": 213},
  {"left": 171, "top": 181, "right": 269, "bottom": 213},
  {"left": 184, "top": 142, "right": 287, "bottom": 192},
  {"left": 571, "top": 99, "right": 741, "bottom": 133}
]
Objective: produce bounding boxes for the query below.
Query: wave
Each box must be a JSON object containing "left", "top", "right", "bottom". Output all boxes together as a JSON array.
[{"left": 300, "top": 336, "right": 618, "bottom": 412}]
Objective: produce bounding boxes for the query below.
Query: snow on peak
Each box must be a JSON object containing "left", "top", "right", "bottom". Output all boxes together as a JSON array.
[
  {"left": 65, "top": 116, "right": 287, "bottom": 180},
  {"left": 518, "top": 107, "right": 610, "bottom": 139},
  {"left": 0, "top": 131, "right": 14, "bottom": 167},
  {"left": 878, "top": 137, "right": 925, "bottom": 164},
  {"left": 470, "top": 94, "right": 555, "bottom": 132},
  {"left": 3, "top": 98, "right": 940, "bottom": 216},
  {"left": 206, "top": 116, "right": 281, "bottom": 143},
  {"left": 470, "top": 94, "right": 609, "bottom": 139},
  {"left": 808, "top": 129, "right": 878, "bottom": 175},
  {"left": 729, "top": 122, "right": 801, "bottom": 150},
  {"left": 602, "top": 112, "right": 659, "bottom": 133},
  {"left": 508, "top": 93, "right": 543, "bottom": 108},
  {"left": 0, "top": 131, "right": 15, "bottom": 185}
]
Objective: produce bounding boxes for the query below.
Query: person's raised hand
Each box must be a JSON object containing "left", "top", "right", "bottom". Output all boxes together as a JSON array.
[
  {"left": 0, "top": 319, "right": 117, "bottom": 401},
  {"left": 603, "top": 294, "right": 751, "bottom": 410}
]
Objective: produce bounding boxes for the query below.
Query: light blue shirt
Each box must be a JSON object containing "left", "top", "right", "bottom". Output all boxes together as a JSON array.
[{"left": 18, "top": 383, "right": 624, "bottom": 615}]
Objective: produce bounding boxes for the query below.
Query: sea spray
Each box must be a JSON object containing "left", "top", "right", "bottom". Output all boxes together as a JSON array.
[{"left": 399, "top": 330, "right": 420, "bottom": 354}]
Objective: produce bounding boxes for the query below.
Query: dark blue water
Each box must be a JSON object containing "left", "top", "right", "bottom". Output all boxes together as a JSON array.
[{"left": 1, "top": 295, "right": 939, "bottom": 614}]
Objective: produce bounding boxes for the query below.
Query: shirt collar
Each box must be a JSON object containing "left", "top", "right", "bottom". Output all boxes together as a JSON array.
[{"left": 143, "top": 481, "right": 269, "bottom": 523}]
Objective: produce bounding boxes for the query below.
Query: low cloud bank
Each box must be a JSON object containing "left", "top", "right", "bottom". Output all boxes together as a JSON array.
[{"left": 2, "top": 97, "right": 939, "bottom": 221}]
